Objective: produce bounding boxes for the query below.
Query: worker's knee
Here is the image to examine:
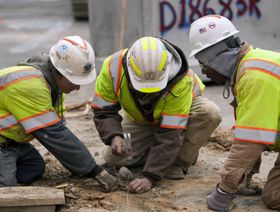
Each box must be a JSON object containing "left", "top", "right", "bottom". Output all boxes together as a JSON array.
[
  {"left": 203, "top": 101, "right": 222, "bottom": 126},
  {"left": 262, "top": 189, "right": 280, "bottom": 210},
  {"left": 191, "top": 97, "right": 222, "bottom": 127},
  {"left": 17, "top": 160, "right": 45, "bottom": 184}
]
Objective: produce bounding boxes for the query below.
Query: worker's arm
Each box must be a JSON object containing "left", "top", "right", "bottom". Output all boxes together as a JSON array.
[
  {"left": 142, "top": 76, "right": 193, "bottom": 182},
  {"left": 93, "top": 104, "right": 124, "bottom": 145},
  {"left": 32, "top": 120, "right": 102, "bottom": 177},
  {"left": 92, "top": 56, "right": 124, "bottom": 145},
  {"left": 142, "top": 128, "right": 185, "bottom": 182}
]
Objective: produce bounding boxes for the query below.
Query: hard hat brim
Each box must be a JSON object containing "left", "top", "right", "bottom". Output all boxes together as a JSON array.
[
  {"left": 189, "top": 30, "right": 239, "bottom": 57},
  {"left": 64, "top": 67, "right": 96, "bottom": 85}
]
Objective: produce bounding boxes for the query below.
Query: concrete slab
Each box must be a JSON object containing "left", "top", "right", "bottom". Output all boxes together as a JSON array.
[{"left": 0, "top": 187, "right": 65, "bottom": 212}]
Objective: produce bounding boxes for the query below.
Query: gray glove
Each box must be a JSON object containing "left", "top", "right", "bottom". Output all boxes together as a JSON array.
[{"left": 207, "top": 184, "right": 235, "bottom": 211}]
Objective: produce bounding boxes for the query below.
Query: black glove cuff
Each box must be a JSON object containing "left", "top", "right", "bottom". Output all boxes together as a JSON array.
[
  {"left": 141, "top": 171, "right": 161, "bottom": 185},
  {"left": 85, "top": 165, "right": 103, "bottom": 178}
]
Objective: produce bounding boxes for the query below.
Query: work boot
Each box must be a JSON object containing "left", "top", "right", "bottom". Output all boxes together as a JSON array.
[
  {"left": 94, "top": 170, "right": 119, "bottom": 192},
  {"left": 164, "top": 165, "right": 186, "bottom": 180}
]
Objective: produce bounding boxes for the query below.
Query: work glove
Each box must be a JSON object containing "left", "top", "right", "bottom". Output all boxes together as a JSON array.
[
  {"left": 94, "top": 170, "right": 119, "bottom": 193},
  {"left": 111, "top": 135, "right": 125, "bottom": 155},
  {"left": 237, "top": 171, "right": 262, "bottom": 196},
  {"left": 207, "top": 184, "right": 235, "bottom": 211},
  {"left": 128, "top": 177, "right": 152, "bottom": 194}
]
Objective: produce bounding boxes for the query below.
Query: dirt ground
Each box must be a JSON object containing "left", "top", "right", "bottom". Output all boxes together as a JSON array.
[{"left": 31, "top": 110, "right": 278, "bottom": 212}]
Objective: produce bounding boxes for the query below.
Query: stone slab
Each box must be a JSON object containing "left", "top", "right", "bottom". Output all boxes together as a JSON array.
[{"left": 0, "top": 187, "right": 65, "bottom": 207}]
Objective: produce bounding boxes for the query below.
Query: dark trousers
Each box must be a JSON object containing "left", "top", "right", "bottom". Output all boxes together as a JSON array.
[{"left": 0, "top": 142, "right": 45, "bottom": 186}]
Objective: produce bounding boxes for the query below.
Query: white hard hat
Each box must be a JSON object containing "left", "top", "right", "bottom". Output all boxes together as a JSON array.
[
  {"left": 126, "top": 37, "right": 170, "bottom": 93},
  {"left": 50, "top": 35, "right": 96, "bottom": 85},
  {"left": 189, "top": 15, "right": 239, "bottom": 57}
]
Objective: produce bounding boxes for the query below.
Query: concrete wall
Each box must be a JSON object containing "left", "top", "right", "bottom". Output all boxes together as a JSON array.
[
  {"left": 89, "top": 0, "right": 156, "bottom": 57},
  {"left": 89, "top": 0, "right": 280, "bottom": 77}
]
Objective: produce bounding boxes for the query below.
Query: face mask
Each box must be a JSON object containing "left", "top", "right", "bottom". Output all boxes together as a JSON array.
[
  {"left": 208, "top": 47, "right": 240, "bottom": 79},
  {"left": 196, "top": 42, "right": 240, "bottom": 79}
]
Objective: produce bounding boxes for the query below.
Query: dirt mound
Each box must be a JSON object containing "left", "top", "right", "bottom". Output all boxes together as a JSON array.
[{"left": 208, "top": 128, "right": 233, "bottom": 151}]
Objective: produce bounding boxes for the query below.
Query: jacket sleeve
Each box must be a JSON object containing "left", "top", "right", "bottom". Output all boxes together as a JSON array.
[
  {"left": 142, "top": 127, "right": 185, "bottom": 181},
  {"left": 32, "top": 120, "right": 101, "bottom": 176},
  {"left": 93, "top": 105, "right": 123, "bottom": 145},
  {"left": 92, "top": 56, "right": 123, "bottom": 145},
  {"left": 142, "top": 76, "right": 195, "bottom": 181}
]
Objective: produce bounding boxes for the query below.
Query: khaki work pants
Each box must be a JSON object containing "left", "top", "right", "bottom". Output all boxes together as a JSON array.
[
  {"left": 103, "top": 96, "right": 221, "bottom": 171},
  {"left": 219, "top": 141, "right": 266, "bottom": 193},
  {"left": 220, "top": 141, "right": 280, "bottom": 210},
  {"left": 262, "top": 153, "right": 280, "bottom": 210}
]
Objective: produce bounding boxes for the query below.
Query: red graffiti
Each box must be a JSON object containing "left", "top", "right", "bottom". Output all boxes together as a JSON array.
[
  {"left": 160, "top": 1, "right": 177, "bottom": 34},
  {"left": 189, "top": 0, "right": 202, "bottom": 23},
  {"left": 219, "top": 0, "right": 233, "bottom": 20},
  {"left": 159, "top": 0, "right": 262, "bottom": 35}
]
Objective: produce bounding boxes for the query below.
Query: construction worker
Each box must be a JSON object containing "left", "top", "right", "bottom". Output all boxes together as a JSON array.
[
  {"left": 0, "top": 36, "right": 118, "bottom": 192},
  {"left": 189, "top": 15, "right": 280, "bottom": 210},
  {"left": 92, "top": 36, "right": 221, "bottom": 193}
]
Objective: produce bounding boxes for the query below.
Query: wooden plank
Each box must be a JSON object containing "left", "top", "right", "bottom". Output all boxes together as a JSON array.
[
  {"left": 0, "top": 187, "right": 65, "bottom": 207},
  {"left": 0, "top": 205, "right": 55, "bottom": 212}
]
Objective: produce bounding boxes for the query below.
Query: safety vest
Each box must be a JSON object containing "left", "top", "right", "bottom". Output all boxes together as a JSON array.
[
  {"left": 0, "top": 66, "right": 63, "bottom": 143},
  {"left": 92, "top": 49, "right": 205, "bottom": 129},
  {"left": 233, "top": 48, "right": 280, "bottom": 146}
]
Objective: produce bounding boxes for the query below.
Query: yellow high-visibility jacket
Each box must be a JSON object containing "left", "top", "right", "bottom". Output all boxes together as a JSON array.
[
  {"left": 233, "top": 48, "right": 280, "bottom": 148},
  {"left": 93, "top": 49, "right": 205, "bottom": 128},
  {"left": 0, "top": 66, "right": 63, "bottom": 143}
]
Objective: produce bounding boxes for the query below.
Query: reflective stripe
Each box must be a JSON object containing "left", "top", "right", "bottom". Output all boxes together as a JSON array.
[
  {"left": 63, "top": 37, "right": 87, "bottom": 49},
  {"left": 186, "top": 70, "right": 201, "bottom": 98},
  {"left": 0, "top": 114, "right": 18, "bottom": 131},
  {"left": 129, "top": 57, "right": 141, "bottom": 76},
  {"left": 150, "top": 37, "right": 157, "bottom": 50},
  {"left": 109, "top": 50, "right": 124, "bottom": 96},
  {"left": 160, "top": 114, "right": 188, "bottom": 129},
  {"left": 158, "top": 51, "right": 167, "bottom": 71},
  {"left": 234, "top": 126, "right": 278, "bottom": 144},
  {"left": 142, "top": 37, "right": 149, "bottom": 50},
  {"left": 240, "top": 59, "right": 280, "bottom": 80},
  {"left": 139, "top": 87, "right": 161, "bottom": 93},
  {"left": 141, "top": 37, "right": 157, "bottom": 50},
  {"left": 92, "top": 93, "right": 116, "bottom": 109},
  {"left": 193, "top": 75, "right": 202, "bottom": 97},
  {"left": 20, "top": 111, "right": 60, "bottom": 133},
  {"left": 0, "top": 68, "right": 42, "bottom": 89}
]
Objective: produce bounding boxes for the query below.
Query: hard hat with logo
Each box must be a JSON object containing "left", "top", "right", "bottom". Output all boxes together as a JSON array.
[
  {"left": 50, "top": 35, "right": 96, "bottom": 85},
  {"left": 189, "top": 15, "right": 239, "bottom": 57},
  {"left": 126, "top": 37, "right": 170, "bottom": 93}
]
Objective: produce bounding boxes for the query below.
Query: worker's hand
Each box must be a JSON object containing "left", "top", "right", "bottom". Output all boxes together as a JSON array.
[
  {"left": 111, "top": 136, "right": 125, "bottom": 155},
  {"left": 237, "top": 184, "right": 262, "bottom": 196},
  {"left": 237, "top": 171, "right": 262, "bottom": 196},
  {"left": 128, "top": 178, "right": 152, "bottom": 194}
]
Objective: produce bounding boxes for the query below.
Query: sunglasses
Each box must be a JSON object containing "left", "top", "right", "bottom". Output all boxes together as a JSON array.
[{"left": 199, "top": 62, "right": 209, "bottom": 71}]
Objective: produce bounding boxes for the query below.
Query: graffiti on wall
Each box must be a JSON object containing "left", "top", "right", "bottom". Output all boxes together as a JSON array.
[{"left": 160, "top": 0, "right": 262, "bottom": 35}]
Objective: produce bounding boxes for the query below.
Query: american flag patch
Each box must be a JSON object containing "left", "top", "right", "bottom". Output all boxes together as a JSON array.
[{"left": 199, "top": 27, "right": 207, "bottom": 34}]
